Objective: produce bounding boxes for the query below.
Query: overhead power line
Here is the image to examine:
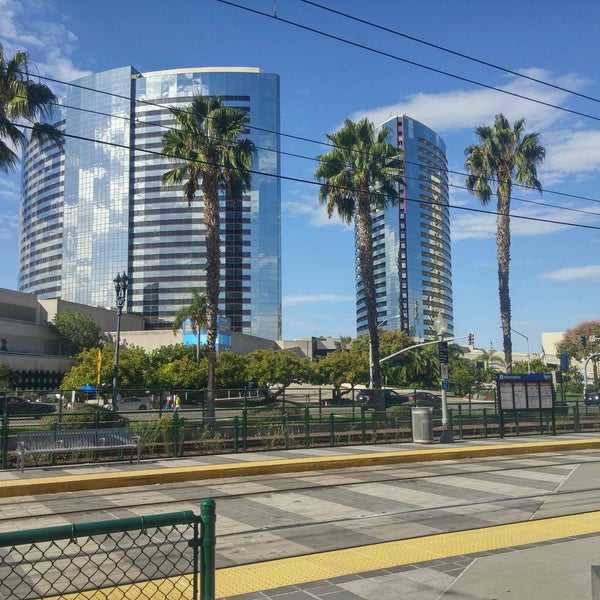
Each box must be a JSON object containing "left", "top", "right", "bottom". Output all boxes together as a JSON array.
[
  {"left": 6, "top": 67, "right": 600, "bottom": 213},
  {"left": 17, "top": 120, "right": 600, "bottom": 234},
  {"left": 216, "top": 0, "right": 600, "bottom": 123},
  {"left": 298, "top": 0, "right": 600, "bottom": 106}
]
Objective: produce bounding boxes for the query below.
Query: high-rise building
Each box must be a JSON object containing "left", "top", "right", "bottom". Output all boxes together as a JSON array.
[
  {"left": 19, "top": 66, "right": 281, "bottom": 340},
  {"left": 356, "top": 115, "right": 453, "bottom": 340}
]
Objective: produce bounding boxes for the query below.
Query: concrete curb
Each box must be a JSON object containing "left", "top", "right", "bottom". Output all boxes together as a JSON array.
[{"left": 2, "top": 437, "right": 600, "bottom": 498}]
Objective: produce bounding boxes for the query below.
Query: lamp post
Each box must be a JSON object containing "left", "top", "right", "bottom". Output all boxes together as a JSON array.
[
  {"left": 369, "top": 314, "right": 400, "bottom": 388},
  {"left": 499, "top": 325, "right": 530, "bottom": 373},
  {"left": 434, "top": 313, "right": 453, "bottom": 443},
  {"left": 112, "top": 272, "right": 129, "bottom": 412}
]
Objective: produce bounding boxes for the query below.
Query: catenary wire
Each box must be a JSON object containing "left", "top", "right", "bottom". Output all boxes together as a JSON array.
[
  {"left": 298, "top": 0, "right": 600, "bottom": 106},
  {"left": 17, "top": 121, "right": 600, "bottom": 233},
  {"left": 12, "top": 91, "right": 600, "bottom": 220},
  {"left": 6, "top": 64, "right": 600, "bottom": 210},
  {"left": 216, "top": 0, "right": 600, "bottom": 123}
]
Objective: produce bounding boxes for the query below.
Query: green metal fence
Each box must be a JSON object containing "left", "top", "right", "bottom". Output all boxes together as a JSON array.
[
  {"left": 0, "top": 499, "right": 216, "bottom": 600},
  {"left": 2, "top": 388, "right": 600, "bottom": 469}
]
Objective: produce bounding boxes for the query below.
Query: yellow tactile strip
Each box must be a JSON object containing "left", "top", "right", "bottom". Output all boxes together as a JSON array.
[
  {"left": 2, "top": 437, "right": 600, "bottom": 498},
  {"left": 48, "top": 511, "right": 600, "bottom": 599},
  {"left": 215, "top": 510, "right": 600, "bottom": 597}
]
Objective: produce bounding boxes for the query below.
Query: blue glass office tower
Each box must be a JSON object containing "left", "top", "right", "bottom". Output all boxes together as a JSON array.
[
  {"left": 356, "top": 115, "right": 453, "bottom": 340},
  {"left": 19, "top": 66, "right": 281, "bottom": 340}
]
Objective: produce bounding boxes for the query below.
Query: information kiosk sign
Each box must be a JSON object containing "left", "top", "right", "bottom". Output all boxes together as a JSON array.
[{"left": 496, "top": 373, "right": 556, "bottom": 437}]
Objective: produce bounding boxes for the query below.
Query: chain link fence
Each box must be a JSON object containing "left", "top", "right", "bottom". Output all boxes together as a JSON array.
[{"left": 0, "top": 499, "right": 216, "bottom": 600}]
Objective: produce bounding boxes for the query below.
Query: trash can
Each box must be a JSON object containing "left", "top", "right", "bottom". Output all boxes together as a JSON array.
[{"left": 411, "top": 407, "right": 434, "bottom": 443}]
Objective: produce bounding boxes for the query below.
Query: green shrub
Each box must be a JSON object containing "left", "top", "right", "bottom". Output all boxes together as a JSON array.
[{"left": 42, "top": 404, "right": 129, "bottom": 429}]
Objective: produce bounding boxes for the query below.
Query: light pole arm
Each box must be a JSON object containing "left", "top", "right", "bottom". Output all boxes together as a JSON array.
[{"left": 379, "top": 335, "right": 469, "bottom": 365}]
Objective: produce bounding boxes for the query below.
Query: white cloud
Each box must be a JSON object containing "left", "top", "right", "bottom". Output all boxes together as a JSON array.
[
  {"left": 540, "top": 265, "right": 600, "bottom": 281},
  {"left": 350, "top": 69, "right": 579, "bottom": 134},
  {"left": 283, "top": 293, "right": 355, "bottom": 307},
  {"left": 283, "top": 185, "right": 355, "bottom": 230},
  {"left": 0, "top": 0, "right": 90, "bottom": 92},
  {"left": 451, "top": 198, "right": 600, "bottom": 242}
]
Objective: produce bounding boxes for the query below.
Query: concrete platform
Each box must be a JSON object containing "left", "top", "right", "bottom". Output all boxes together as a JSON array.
[{"left": 3, "top": 433, "right": 600, "bottom": 599}]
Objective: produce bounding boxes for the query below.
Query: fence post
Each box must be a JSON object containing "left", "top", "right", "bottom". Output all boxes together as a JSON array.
[
  {"left": 574, "top": 401, "right": 580, "bottom": 433},
  {"left": 200, "top": 498, "right": 216, "bottom": 600},
  {"left": 172, "top": 409, "right": 179, "bottom": 457},
  {"left": 483, "top": 408, "right": 488, "bottom": 438},
  {"left": 361, "top": 406, "right": 366, "bottom": 444},
  {"left": 233, "top": 416, "right": 239, "bottom": 453},
  {"left": 304, "top": 406, "right": 310, "bottom": 448},
  {"left": 329, "top": 412, "right": 335, "bottom": 447},
  {"left": 457, "top": 404, "right": 463, "bottom": 439},
  {"left": 1, "top": 412, "right": 7, "bottom": 469},
  {"left": 242, "top": 408, "right": 247, "bottom": 452}
]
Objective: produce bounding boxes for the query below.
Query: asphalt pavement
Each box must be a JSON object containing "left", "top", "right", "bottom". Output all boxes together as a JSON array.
[{"left": 3, "top": 433, "right": 600, "bottom": 599}]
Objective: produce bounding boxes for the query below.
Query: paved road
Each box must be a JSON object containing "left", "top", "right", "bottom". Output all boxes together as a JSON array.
[
  {"left": 4, "top": 445, "right": 600, "bottom": 569},
  {"left": 4, "top": 435, "right": 600, "bottom": 599}
]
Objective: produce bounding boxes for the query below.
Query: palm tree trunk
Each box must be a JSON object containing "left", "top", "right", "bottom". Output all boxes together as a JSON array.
[
  {"left": 497, "top": 192, "right": 512, "bottom": 372},
  {"left": 202, "top": 167, "right": 221, "bottom": 420},
  {"left": 356, "top": 196, "right": 382, "bottom": 389}
]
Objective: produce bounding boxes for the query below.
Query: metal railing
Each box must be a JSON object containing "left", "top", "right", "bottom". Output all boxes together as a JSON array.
[
  {"left": 0, "top": 499, "right": 216, "bottom": 600},
  {"left": 2, "top": 389, "right": 600, "bottom": 469}
]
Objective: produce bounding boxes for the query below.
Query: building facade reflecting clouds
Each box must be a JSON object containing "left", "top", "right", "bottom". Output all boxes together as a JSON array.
[
  {"left": 20, "top": 66, "right": 281, "bottom": 340},
  {"left": 356, "top": 115, "right": 453, "bottom": 340}
]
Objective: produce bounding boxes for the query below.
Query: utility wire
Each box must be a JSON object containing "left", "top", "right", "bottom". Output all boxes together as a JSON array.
[
  {"left": 7, "top": 74, "right": 600, "bottom": 213},
  {"left": 299, "top": 0, "right": 600, "bottom": 106},
  {"left": 216, "top": 0, "right": 600, "bottom": 124},
  {"left": 7, "top": 57, "right": 600, "bottom": 209},
  {"left": 17, "top": 121, "right": 600, "bottom": 233}
]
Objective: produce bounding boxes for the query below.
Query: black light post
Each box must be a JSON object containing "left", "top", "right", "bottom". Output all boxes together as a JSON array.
[{"left": 112, "top": 272, "right": 129, "bottom": 412}]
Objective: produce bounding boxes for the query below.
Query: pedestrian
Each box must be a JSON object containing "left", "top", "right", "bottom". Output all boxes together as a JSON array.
[
  {"left": 166, "top": 393, "right": 173, "bottom": 411},
  {"left": 174, "top": 394, "right": 180, "bottom": 411}
]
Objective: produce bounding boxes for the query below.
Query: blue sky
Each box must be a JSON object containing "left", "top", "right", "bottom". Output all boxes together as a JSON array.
[{"left": 2, "top": 0, "right": 600, "bottom": 355}]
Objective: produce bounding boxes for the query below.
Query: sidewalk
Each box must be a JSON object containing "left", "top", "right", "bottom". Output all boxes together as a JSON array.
[{"left": 3, "top": 433, "right": 600, "bottom": 599}]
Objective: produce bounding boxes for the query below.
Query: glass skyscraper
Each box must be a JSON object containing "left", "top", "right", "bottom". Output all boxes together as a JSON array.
[
  {"left": 20, "top": 66, "right": 281, "bottom": 340},
  {"left": 356, "top": 115, "right": 453, "bottom": 340}
]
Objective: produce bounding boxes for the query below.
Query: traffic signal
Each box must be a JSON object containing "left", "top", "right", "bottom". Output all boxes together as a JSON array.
[
  {"left": 468, "top": 332, "right": 474, "bottom": 346},
  {"left": 581, "top": 335, "right": 587, "bottom": 349}
]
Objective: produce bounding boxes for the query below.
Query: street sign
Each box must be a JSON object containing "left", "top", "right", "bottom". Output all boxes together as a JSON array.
[
  {"left": 438, "top": 341, "right": 448, "bottom": 364},
  {"left": 441, "top": 379, "right": 450, "bottom": 390},
  {"left": 440, "top": 363, "right": 449, "bottom": 380}
]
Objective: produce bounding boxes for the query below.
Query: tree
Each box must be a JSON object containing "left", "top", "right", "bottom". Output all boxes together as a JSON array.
[
  {"left": 162, "top": 96, "right": 255, "bottom": 418},
  {"left": 465, "top": 114, "right": 545, "bottom": 371},
  {"left": 244, "top": 349, "right": 310, "bottom": 399},
  {"left": 315, "top": 118, "right": 404, "bottom": 389},
  {"left": 0, "top": 43, "right": 63, "bottom": 172},
  {"left": 557, "top": 320, "right": 600, "bottom": 388},
  {"left": 172, "top": 289, "right": 207, "bottom": 362},
  {"left": 49, "top": 310, "right": 101, "bottom": 356}
]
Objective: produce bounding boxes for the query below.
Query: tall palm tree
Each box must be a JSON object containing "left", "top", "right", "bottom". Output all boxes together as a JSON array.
[
  {"left": 315, "top": 118, "right": 404, "bottom": 389},
  {"left": 172, "top": 290, "right": 207, "bottom": 362},
  {"left": 162, "top": 96, "right": 255, "bottom": 417},
  {"left": 465, "top": 114, "right": 545, "bottom": 372},
  {"left": 0, "top": 43, "right": 63, "bottom": 172}
]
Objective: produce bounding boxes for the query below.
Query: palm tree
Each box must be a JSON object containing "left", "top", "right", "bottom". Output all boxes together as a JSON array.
[
  {"left": 465, "top": 114, "right": 545, "bottom": 372},
  {"left": 0, "top": 43, "right": 63, "bottom": 172},
  {"left": 161, "top": 96, "right": 255, "bottom": 418},
  {"left": 172, "top": 290, "right": 207, "bottom": 362},
  {"left": 315, "top": 118, "right": 404, "bottom": 389}
]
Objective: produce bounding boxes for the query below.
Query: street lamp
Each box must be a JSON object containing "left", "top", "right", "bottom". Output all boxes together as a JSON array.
[
  {"left": 434, "top": 313, "right": 453, "bottom": 443},
  {"left": 498, "top": 325, "right": 531, "bottom": 373},
  {"left": 369, "top": 314, "right": 400, "bottom": 388},
  {"left": 112, "top": 272, "right": 129, "bottom": 412}
]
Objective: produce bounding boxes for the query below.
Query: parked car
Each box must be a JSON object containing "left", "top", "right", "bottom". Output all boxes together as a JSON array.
[
  {"left": 116, "top": 396, "right": 152, "bottom": 410},
  {"left": 356, "top": 389, "right": 410, "bottom": 409},
  {"left": 584, "top": 391, "right": 600, "bottom": 406},
  {"left": 410, "top": 391, "right": 442, "bottom": 408},
  {"left": 0, "top": 395, "right": 56, "bottom": 418}
]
